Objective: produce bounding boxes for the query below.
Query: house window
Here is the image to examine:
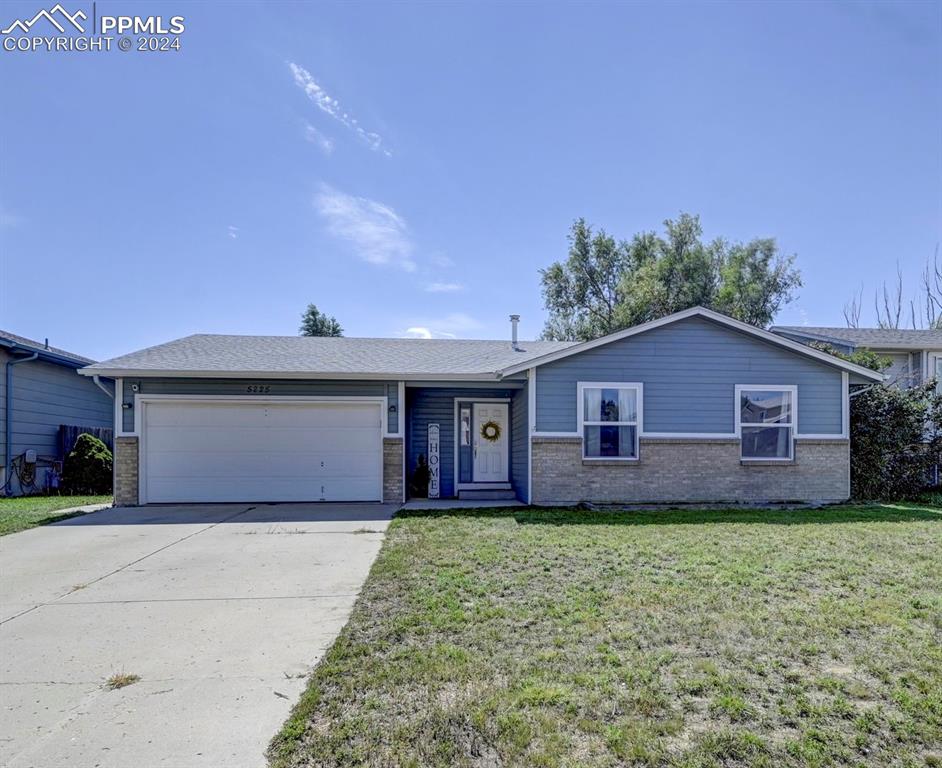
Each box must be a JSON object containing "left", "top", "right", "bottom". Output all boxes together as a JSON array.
[
  {"left": 737, "top": 386, "right": 795, "bottom": 460},
  {"left": 579, "top": 383, "right": 641, "bottom": 459},
  {"left": 932, "top": 355, "right": 942, "bottom": 394}
]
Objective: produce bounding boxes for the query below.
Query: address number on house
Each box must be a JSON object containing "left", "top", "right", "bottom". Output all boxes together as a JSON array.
[{"left": 246, "top": 385, "right": 271, "bottom": 394}]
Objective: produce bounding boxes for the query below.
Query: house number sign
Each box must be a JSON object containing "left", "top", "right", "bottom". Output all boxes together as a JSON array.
[{"left": 427, "top": 423, "right": 440, "bottom": 499}]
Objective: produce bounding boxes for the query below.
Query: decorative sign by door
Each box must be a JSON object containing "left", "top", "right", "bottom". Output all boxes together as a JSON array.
[{"left": 427, "top": 423, "right": 440, "bottom": 498}]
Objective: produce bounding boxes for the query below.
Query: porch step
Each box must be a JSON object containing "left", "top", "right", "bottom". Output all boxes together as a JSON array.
[{"left": 458, "top": 489, "right": 517, "bottom": 501}]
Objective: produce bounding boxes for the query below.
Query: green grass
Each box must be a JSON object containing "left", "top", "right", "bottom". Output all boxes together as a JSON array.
[
  {"left": 0, "top": 495, "right": 112, "bottom": 535},
  {"left": 269, "top": 503, "right": 942, "bottom": 768}
]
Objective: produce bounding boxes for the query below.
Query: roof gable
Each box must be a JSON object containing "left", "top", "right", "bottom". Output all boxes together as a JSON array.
[{"left": 498, "top": 307, "right": 884, "bottom": 381}]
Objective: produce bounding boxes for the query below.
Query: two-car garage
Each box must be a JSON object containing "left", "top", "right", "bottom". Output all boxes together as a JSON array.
[{"left": 139, "top": 399, "right": 385, "bottom": 504}]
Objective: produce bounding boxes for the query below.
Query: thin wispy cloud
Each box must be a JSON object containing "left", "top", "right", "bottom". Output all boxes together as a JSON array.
[
  {"left": 0, "top": 202, "right": 21, "bottom": 229},
  {"left": 429, "top": 253, "right": 454, "bottom": 268},
  {"left": 288, "top": 62, "right": 390, "bottom": 156},
  {"left": 314, "top": 184, "right": 415, "bottom": 271},
  {"left": 227, "top": 225, "right": 239, "bottom": 240},
  {"left": 425, "top": 282, "right": 464, "bottom": 293},
  {"left": 303, "top": 122, "right": 334, "bottom": 154},
  {"left": 400, "top": 313, "right": 482, "bottom": 339}
]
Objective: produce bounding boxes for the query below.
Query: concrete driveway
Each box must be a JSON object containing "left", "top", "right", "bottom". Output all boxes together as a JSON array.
[{"left": 0, "top": 503, "right": 395, "bottom": 768}]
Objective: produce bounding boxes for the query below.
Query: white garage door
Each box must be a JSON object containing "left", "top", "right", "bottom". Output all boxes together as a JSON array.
[{"left": 141, "top": 400, "right": 384, "bottom": 503}]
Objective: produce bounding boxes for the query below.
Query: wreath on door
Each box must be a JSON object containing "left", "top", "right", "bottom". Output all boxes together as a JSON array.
[{"left": 480, "top": 420, "right": 502, "bottom": 442}]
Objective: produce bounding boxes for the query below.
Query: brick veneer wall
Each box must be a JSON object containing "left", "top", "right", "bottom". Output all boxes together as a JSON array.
[
  {"left": 383, "top": 437, "right": 404, "bottom": 504},
  {"left": 531, "top": 436, "right": 849, "bottom": 504},
  {"left": 114, "top": 436, "right": 139, "bottom": 506}
]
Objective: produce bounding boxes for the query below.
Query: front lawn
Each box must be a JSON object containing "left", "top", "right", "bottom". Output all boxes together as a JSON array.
[
  {"left": 270, "top": 504, "right": 942, "bottom": 768},
  {"left": 0, "top": 495, "right": 112, "bottom": 535}
]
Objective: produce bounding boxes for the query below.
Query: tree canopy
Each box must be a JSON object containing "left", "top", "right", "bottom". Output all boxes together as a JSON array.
[
  {"left": 540, "top": 214, "right": 802, "bottom": 341},
  {"left": 299, "top": 303, "right": 343, "bottom": 337}
]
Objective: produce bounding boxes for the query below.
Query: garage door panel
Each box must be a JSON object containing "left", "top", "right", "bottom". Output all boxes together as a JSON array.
[
  {"left": 146, "top": 426, "right": 381, "bottom": 454},
  {"left": 262, "top": 405, "right": 381, "bottom": 428},
  {"left": 146, "top": 450, "right": 382, "bottom": 479},
  {"left": 146, "top": 403, "right": 381, "bottom": 429},
  {"left": 146, "top": 476, "right": 380, "bottom": 504},
  {"left": 142, "top": 401, "right": 383, "bottom": 503}
]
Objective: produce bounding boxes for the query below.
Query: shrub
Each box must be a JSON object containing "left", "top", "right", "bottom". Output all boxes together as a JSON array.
[
  {"left": 409, "top": 453, "right": 430, "bottom": 498},
  {"left": 62, "top": 433, "right": 113, "bottom": 494},
  {"left": 850, "top": 381, "right": 942, "bottom": 500}
]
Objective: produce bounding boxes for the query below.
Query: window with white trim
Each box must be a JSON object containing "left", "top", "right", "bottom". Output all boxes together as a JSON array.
[
  {"left": 737, "top": 386, "right": 795, "bottom": 460},
  {"left": 579, "top": 383, "right": 641, "bottom": 459}
]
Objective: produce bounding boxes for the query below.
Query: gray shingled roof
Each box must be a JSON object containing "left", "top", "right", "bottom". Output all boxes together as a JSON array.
[
  {"left": 0, "top": 330, "right": 96, "bottom": 365},
  {"left": 81, "top": 334, "right": 576, "bottom": 377},
  {"left": 773, "top": 326, "right": 942, "bottom": 349}
]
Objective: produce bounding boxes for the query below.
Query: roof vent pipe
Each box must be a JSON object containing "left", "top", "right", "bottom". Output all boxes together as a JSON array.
[{"left": 510, "top": 314, "right": 520, "bottom": 351}]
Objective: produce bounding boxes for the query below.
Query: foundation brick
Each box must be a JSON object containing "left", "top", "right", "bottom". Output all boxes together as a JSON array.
[
  {"left": 383, "top": 437, "right": 404, "bottom": 504},
  {"left": 114, "top": 436, "right": 139, "bottom": 506},
  {"left": 531, "top": 436, "right": 849, "bottom": 504}
]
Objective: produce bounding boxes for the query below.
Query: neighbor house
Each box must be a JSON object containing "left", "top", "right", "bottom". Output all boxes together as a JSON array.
[
  {"left": 2, "top": 331, "right": 114, "bottom": 496},
  {"left": 771, "top": 326, "right": 942, "bottom": 390},
  {"left": 78, "top": 307, "right": 883, "bottom": 507}
]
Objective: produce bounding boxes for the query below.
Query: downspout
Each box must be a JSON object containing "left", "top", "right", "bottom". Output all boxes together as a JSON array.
[
  {"left": 91, "top": 375, "right": 117, "bottom": 501},
  {"left": 92, "top": 375, "right": 114, "bottom": 400},
  {"left": 4, "top": 351, "right": 38, "bottom": 496}
]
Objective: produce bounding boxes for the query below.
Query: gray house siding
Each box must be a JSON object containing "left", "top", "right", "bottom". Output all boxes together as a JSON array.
[
  {"left": 535, "top": 316, "right": 844, "bottom": 435},
  {"left": 121, "top": 378, "right": 400, "bottom": 434},
  {"left": 0, "top": 350, "right": 6, "bottom": 474},
  {"left": 1, "top": 350, "right": 113, "bottom": 493},
  {"left": 881, "top": 353, "right": 913, "bottom": 387},
  {"left": 406, "top": 386, "right": 519, "bottom": 499}
]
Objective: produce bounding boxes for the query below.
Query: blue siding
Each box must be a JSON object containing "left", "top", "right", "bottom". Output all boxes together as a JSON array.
[
  {"left": 407, "top": 387, "right": 518, "bottom": 499},
  {"left": 1, "top": 350, "right": 113, "bottom": 491},
  {"left": 510, "top": 384, "right": 529, "bottom": 501},
  {"left": 121, "top": 378, "right": 399, "bottom": 433},
  {"left": 536, "top": 316, "right": 844, "bottom": 435},
  {"left": 0, "top": 350, "right": 5, "bottom": 472}
]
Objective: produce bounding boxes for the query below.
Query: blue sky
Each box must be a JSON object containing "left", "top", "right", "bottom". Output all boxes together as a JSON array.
[{"left": 1, "top": 0, "right": 940, "bottom": 361}]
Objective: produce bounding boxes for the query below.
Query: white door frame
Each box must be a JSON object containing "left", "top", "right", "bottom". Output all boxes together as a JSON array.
[
  {"left": 453, "top": 397, "right": 511, "bottom": 492},
  {"left": 137, "top": 395, "right": 387, "bottom": 505}
]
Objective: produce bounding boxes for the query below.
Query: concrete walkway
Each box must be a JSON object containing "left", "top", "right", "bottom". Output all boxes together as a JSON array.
[
  {"left": 0, "top": 503, "right": 395, "bottom": 768},
  {"left": 401, "top": 499, "right": 525, "bottom": 510}
]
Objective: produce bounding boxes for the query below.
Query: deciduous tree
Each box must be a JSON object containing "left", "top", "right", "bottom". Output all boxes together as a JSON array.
[{"left": 540, "top": 214, "right": 801, "bottom": 340}]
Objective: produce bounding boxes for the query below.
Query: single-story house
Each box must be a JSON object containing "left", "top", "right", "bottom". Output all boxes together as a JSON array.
[
  {"left": 2, "top": 331, "right": 114, "bottom": 496},
  {"left": 771, "top": 325, "right": 942, "bottom": 391},
  {"left": 78, "top": 307, "right": 883, "bottom": 507}
]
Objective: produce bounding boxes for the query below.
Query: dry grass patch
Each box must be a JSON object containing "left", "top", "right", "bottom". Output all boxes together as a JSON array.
[
  {"left": 104, "top": 672, "right": 141, "bottom": 690},
  {"left": 270, "top": 504, "right": 942, "bottom": 768}
]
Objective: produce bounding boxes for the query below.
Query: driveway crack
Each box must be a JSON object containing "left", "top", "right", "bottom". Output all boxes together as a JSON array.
[{"left": 0, "top": 505, "right": 257, "bottom": 626}]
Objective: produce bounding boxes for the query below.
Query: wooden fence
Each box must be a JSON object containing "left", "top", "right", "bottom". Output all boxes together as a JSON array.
[{"left": 58, "top": 425, "right": 115, "bottom": 460}]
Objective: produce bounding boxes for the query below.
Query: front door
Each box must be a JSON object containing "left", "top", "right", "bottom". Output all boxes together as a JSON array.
[{"left": 473, "top": 403, "right": 509, "bottom": 482}]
